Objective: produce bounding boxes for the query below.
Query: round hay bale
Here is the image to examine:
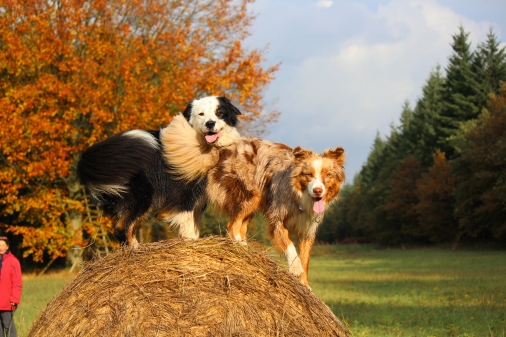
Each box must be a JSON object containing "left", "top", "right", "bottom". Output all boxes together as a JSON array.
[{"left": 29, "top": 236, "right": 350, "bottom": 337}]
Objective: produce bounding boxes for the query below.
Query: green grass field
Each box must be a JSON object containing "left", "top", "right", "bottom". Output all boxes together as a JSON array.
[
  {"left": 15, "top": 246, "right": 506, "bottom": 337},
  {"left": 310, "top": 245, "right": 506, "bottom": 337}
]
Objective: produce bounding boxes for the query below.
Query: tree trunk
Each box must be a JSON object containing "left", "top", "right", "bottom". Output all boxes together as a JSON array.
[
  {"left": 66, "top": 210, "right": 84, "bottom": 268},
  {"left": 66, "top": 168, "right": 85, "bottom": 269}
]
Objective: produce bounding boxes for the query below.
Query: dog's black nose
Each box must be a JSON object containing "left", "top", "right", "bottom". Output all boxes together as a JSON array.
[{"left": 205, "top": 120, "right": 216, "bottom": 129}]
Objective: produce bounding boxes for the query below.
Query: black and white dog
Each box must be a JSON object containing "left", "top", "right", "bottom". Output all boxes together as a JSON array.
[{"left": 77, "top": 96, "right": 241, "bottom": 246}]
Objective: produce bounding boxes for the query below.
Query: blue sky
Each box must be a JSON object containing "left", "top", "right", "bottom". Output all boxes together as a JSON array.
[{"left": 244, "top": 0, "right": 506, "bottom": 180}]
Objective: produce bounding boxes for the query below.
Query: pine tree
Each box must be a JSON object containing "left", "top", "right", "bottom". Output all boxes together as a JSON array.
[
  {"left": 355, "top": 133, "right": 387, "bottom": 189},
  {"left": 474, "top": 29, "right": 506, "bottom": 108},
  {"left": 361, "top": 125, "right": 414, "bottom": 245},
  {"left": 410, "top": 66, "right": 446, "bottom": 166},
  {"left": 346, "top": 133, "right": 389, "bottom": 241},
  {"left": 394, "top": 101, "right": 417, "bottom": 157},
  {"left": 439, "top": 26, "right": 482, "bottom": 158}
]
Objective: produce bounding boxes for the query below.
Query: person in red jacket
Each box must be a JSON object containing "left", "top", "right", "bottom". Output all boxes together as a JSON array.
[{"left": 0, "top": 236, "right": 22, "bottom": 337}]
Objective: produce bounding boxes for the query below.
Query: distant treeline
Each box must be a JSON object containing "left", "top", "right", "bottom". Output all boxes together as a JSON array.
[{"left": 317, "top": 26, "right": 506, "bottom": 247}]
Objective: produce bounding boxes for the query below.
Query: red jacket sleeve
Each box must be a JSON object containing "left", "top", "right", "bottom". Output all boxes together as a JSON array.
[{"left": 10, "top": 257, "right": 22, "bottom": 304}]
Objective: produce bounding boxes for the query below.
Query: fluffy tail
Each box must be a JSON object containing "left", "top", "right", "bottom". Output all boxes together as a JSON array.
[
  {"left": 160, "top": 115, "right": 219, "bottom": 182},
  {"left": 77, "top": 130, "right": 159, "bottom": 199}
]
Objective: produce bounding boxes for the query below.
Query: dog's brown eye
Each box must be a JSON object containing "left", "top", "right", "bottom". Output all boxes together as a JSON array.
[
  {"left": 216, "top": 110, "right": 223, "bottom": 117},
  {"left": 305, "top": 172, "right": 313, "bottom": 178},
  {"left": 326, "top": 172, "right": 333, "bottom": 178},
  {"left": 199, "top": 112, "right": 204, "bottom": 116}
]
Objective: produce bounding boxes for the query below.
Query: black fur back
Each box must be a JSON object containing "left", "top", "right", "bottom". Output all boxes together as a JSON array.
[{"left": 77, "top": 131, "right": 159, "bottom": 188}]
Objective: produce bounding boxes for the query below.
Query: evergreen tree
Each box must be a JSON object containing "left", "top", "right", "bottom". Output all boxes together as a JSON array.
[
  {"left": 410, "top": 66, "right": 446, "bottom": 166},
  {"left": 373, "top": 103, "right": 429, "bottom": 245},
  {"left": 473, "top": 29, "right": 506, "bottom": 108},
  {"left": 399, "top": 101, "right": 414, "bottom": 132},
  {"left": 394, "top": 101, "right": 417, "bottom": 157},
  {"left": 439, "top": 26, "right": 482, "bottom": 158},
  {"left": 356, "top": 132, "right": 386, "bottom": 188},
  {"left": 346, "top": 134, "right": 388, "bottom": 240},
  {"left": 361, "top": 125, "right": 411, "bottom": 245}
]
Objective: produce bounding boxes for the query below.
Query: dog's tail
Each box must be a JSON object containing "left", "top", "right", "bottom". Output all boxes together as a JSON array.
[
  {"left": 160, "top": 114, "right": 219, "bottom": 182},
  {"left": 77, "top": 130, "right": 159, "bottom": 199}
]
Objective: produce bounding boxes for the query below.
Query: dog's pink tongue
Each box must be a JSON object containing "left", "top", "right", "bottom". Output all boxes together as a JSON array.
[
  {"left": 205, "top": 131, "right": 221, "bottom": 143},
  {"left": 313, "top": 198, "right": 324, "bottom": 214}
]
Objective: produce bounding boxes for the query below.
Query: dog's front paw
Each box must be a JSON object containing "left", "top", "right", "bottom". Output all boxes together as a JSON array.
[
  {"left": 288, "top": 257, "right": 304, "bottom": 277},
  {"left": 232, "top": 233, "right": 248, "bottom": 245},
  {"left": 130, "top": 237, "right": 140, "bottom": 249}
]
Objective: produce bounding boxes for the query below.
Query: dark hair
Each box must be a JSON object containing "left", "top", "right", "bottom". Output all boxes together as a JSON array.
[{"left": 0, "top": 236, "right": 9, "bottom": 245}]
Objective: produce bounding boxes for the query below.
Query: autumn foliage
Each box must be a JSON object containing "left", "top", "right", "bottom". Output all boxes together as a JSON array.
[
  {"left": 415, "top": 150, "right": 457, "bottom": 243},
  {"left": 0, "top": 0, "right": 278, "bottom": 262},
  {"left": 383, "top": 155, "right": 423, "bottom": 238}
]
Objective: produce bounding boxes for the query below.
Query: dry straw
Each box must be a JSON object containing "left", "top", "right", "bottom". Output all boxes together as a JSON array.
[{"left": 29, "top": 236, "right": 350, "bottom": 336}]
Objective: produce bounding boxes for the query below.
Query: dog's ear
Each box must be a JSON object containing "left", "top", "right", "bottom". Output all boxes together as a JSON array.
[
  {"left": 217, "top": 96, "right": 242, "bottom": 116},
  {"left": 324, "top": 147, "right": 345, "bottom": 166},
  {"left": 217, "top": 96, "right": 242, "bottom": 127},
  {"left": 293, "top": 146, "right": 312, "bottom": 162},
  {"left": 182, "top": 100, "right": 195, "bottom": 122}
]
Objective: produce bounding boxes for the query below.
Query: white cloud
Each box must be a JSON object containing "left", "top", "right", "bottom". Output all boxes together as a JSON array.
[{"left": 316, "top": 0, "right": 333, "bottom": 8}]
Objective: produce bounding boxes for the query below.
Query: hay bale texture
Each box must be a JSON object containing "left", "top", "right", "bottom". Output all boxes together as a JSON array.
[{"left": 29, "top": 236, "right": 349, "bottom": 337}]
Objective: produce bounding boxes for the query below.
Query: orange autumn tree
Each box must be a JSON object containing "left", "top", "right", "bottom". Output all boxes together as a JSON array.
[
  {"left": 415, "top": 150, "right": 458, "bottom": 244},
  {"left": 0, "top": 0, "right": 279, "bottom": 263}
]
